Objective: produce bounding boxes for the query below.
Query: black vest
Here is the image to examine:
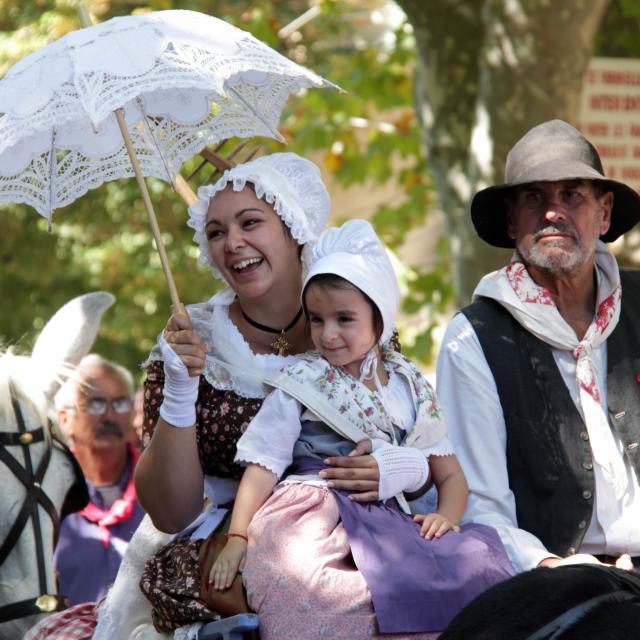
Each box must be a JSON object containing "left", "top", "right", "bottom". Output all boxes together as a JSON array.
[{"left": 461, "top": 269, "right": 640, "bottom": 557}]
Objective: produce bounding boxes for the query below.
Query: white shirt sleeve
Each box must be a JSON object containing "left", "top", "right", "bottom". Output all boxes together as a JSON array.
[
  {"left": 436, "top": 312, "right": 558, "bottom": 572},
  {"left": 234, "top": 389, "right": 303, "bottom": 479}
]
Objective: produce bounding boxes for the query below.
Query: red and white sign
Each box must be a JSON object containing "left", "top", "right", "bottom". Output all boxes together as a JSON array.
[{"left": 579, "top": 57, "right": 640, "bottom": 193}]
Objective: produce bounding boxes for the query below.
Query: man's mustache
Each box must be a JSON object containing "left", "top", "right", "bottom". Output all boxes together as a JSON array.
[
  {"left": 95, "top": 422, "right": 124, "bottom": 439},
  {"left": 533, "top": 222, "right": 578, "bottom": 242}
]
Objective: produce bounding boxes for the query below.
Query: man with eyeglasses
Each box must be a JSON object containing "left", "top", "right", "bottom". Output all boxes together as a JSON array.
[{"left": 53, "top": 354, "right": 145, "bottom": 605}]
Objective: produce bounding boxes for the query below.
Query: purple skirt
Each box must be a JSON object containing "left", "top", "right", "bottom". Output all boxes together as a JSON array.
[{"left": 289, "top": 457, "right": 515, "bottom": 633}]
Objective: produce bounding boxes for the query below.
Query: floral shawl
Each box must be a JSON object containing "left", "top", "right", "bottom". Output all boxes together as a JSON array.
[{"left": 264, "top": 347, "right": 447, "bottom": 450}]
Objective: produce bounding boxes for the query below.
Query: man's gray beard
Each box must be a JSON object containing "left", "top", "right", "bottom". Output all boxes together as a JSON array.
[{"left": 519, "top": 237, "right": 594, "bottom": 276}]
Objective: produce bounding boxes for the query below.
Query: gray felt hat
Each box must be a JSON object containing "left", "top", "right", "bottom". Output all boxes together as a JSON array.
[{"left": 470, "top": 119, "right": 640, "bottom": 248}]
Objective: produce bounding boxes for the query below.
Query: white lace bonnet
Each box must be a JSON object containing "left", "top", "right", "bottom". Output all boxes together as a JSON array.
[
  {"left": 303, "top": 219, "right": 399, "bottom": 345},
  {"left": 187, "top": 152, "right": 330, "bottom": 280}
]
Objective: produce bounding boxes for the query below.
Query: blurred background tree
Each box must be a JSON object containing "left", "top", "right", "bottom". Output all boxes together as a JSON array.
[{"left": 0, "top": 0, "right": 638, "bottom": 375}]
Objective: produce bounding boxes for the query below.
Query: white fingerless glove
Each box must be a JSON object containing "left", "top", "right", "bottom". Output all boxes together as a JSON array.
[
  {"left": 158, "top": 334, "right": 200, "bottom": 428},
  {"left": 371, "top": 440, "right": 430, "bottom": 501}
]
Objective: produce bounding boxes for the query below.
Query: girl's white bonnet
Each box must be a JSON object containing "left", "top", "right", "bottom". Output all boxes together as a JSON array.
[{"left": 303, "top": 219, "right": 399, "bottom": 345}]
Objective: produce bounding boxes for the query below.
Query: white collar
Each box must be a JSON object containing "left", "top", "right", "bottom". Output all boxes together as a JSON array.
[{"left": 145, "top": 289, "right": 309, "bottom": 399}]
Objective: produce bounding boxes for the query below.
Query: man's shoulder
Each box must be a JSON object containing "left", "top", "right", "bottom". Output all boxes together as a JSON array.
[
  {"left": 620, "top": 268, "right": 640, "bottom": 288},
  {"left": 619, "top": 269, "right": 640, "bottom": 310},
  {"left": 438, "top": 309, "right": 485, "bottom": 369},
  {"left": 441, "top": 298, "right": 509, "bottom": 349},
  {"left": 459, "top": 296, "right": 512, "bottom": 328}
]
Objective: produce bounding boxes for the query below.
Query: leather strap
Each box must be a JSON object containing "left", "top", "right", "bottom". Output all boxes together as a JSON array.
[
  {"left": 0, "top": 388, "right": 63, "bottom": 620},
  {"left": 0, "top": 594, "right": 69, "bottom": 623},
  {"left": 0, "top": 427, "right": 45, "bottom": 446}
]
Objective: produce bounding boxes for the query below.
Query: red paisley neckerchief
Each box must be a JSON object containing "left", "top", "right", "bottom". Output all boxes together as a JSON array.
[{"left": 79, "top": 445, "right": 140, "bottom": 548}]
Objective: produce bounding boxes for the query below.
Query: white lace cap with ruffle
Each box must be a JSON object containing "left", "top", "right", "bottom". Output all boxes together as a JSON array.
[
  {"left": 187, "top": 152, "right": 330, "bottom": 280},
  {"left": 0, "top": 10, "right": 338, "bottom": 221}
]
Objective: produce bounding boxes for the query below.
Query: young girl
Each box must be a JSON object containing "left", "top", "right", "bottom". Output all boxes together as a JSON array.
[{"left": 211, "top": 219, "right": 514, "bottom": 637}]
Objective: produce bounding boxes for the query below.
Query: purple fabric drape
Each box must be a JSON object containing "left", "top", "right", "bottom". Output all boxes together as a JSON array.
[{"left": 287, "top": 457, "right": 515, "bottom": 633}]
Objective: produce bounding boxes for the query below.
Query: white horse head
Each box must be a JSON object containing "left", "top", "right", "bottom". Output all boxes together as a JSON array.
[{"left": 0, "top": 291, "right": 114, "bottom": 639}]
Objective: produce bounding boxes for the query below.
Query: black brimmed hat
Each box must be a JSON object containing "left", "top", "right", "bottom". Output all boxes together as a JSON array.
[{"left": 470, "top": 119, "right": 640, "bottom": 248}]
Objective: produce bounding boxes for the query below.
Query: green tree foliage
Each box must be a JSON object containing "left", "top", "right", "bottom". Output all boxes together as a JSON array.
[{"left": 596, "top": 0, "right": 640, "bottom": 55}]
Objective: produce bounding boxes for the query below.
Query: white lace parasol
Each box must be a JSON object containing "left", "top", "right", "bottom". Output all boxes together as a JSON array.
[
  {"left": 0, "top": 9, "right": 337, "bottom": 307},
  {"left": 0, "top": 10, "right": 336, "bottom": 220}
]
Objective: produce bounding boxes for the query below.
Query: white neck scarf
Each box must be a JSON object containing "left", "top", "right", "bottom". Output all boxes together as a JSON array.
[{"left": 474, "top": 240, "right": 627, "bottom": 514}]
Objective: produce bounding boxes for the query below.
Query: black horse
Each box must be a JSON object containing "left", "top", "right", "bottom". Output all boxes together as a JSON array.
[{"left": 440, "top": 564, "right": 640, "bottom": 639}]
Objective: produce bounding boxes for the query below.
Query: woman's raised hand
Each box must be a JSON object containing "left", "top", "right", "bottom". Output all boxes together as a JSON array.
[
  {"left": 157, "top": 312, "right": 205, "bottom": 428},
  {"left": 320, "top": 440, "right": 381, "bottom": 502},
  {"left": 163, "top": 312, "right": 207, "bottom": 377}
]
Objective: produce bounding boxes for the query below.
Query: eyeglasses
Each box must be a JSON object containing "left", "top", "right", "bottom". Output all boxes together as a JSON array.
[{"left": 76, "top": 397, "right": 133, "bottom": 417}]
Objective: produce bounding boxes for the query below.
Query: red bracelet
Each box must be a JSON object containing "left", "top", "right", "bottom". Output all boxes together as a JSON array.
[{"left": 225, "top": 532, "right": 248, "bottom": 543}]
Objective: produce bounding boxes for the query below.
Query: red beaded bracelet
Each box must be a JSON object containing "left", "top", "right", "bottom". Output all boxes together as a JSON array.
[{"left": 226, "top": 532, "right": 248, "bottom": 543}]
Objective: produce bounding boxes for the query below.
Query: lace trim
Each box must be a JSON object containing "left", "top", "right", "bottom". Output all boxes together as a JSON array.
[
  {"left": 234, "top": 458, "right": 280, "bottom": 478},
  {"left": 424, "top": 436, "right": 455, "bottom": 458},
  {"left": 186, "top": 154, "right": 330, "bottom": 280},
  {"left": 144, "top": 298, "right": 305, "bottom": 399},
  {"left": 0, "top": 10, "right": 336, "bottom": 220},
  {"left": 204, "top": 303, "right": 302, "bottom": 398}
]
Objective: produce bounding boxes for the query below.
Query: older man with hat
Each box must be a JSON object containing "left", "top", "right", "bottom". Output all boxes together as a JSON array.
[{"left": 436, "top": 119, "right": 640, "bottom": 573}]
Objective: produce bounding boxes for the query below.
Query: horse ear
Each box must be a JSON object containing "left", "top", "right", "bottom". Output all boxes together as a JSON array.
[{"left": 31, "top": 291, "right": 116, "bottom": 399}]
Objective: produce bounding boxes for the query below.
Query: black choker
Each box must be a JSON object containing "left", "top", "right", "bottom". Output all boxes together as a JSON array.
[{"left": 240, "top": 306, "right": 303, "bottom": 356}]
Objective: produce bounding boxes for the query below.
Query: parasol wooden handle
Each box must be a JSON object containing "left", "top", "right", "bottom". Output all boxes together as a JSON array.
[
  {"left": 114, "top": 108, "right": 183, "bottom": 311},
  {"left": 77, "top": 5, "right": 93, "bottom": 28}
]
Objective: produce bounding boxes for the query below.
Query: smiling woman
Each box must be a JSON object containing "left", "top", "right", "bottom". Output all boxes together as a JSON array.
[
  {"left": 203, "top": 184, "right": 304, "bottom": 350},
  {"left": 133, "top": 152, "right": 334, "bottom": 632}
]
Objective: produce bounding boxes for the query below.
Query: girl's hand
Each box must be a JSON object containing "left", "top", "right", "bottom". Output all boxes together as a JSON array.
[
  {"left": 164, "top": 312, "right": 207, "bottom": 377},
  {"left": 209, "top": 537, "right": 247, "bottom": 591},
  {"left": 414, "top": 512, "right": 460, "bottom": 540}
]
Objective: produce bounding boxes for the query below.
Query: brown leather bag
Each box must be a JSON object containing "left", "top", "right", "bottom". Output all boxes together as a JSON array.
[{"left": 199, "top": 531, "right": 251, "bottom": 617}]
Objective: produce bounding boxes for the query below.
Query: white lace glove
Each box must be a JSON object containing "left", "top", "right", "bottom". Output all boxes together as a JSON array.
[
  {"left": 158, "top": 334, "right": 200, "bottom": 428},
  {"left": 371, "top": 440, "right": 430, "bottom": 501}
]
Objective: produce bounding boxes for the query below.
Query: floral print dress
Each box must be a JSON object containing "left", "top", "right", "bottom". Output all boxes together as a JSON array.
[{"left": 140, "top": 361, "right": 264, "bottom": 632}]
